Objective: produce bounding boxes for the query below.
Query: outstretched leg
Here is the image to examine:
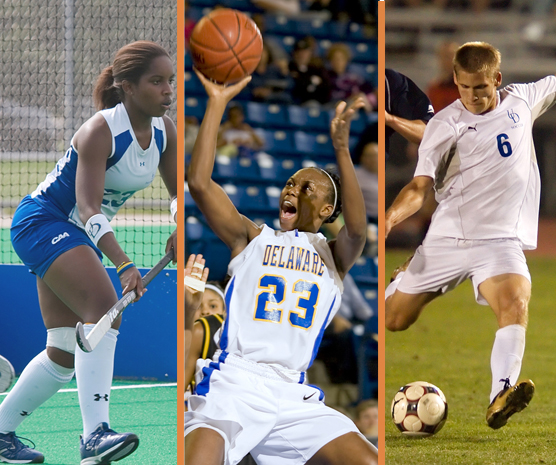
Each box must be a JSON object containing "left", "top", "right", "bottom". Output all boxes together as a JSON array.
[{"left": 307, "top": 432, "right": 377, "bottom": 465}]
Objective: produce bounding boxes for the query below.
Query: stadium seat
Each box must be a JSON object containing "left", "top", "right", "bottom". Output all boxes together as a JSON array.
[
  {"left": 294, "top": 131, "right": 335, "bottom": 159},
  {"left": 184, "top": 52, "right": 193, "bottom": 69},
  {"left": 258, "top": 129, "right": 294, "bottom": 156},
  {"left": 350, "top": 41, "right": 378, "bottom": 64},
  {"left": 185, "top": 97, "right": 207, "bottom": 120},
  {"left": 349, "top": 256, "right": 379, "bottom": 285},
  {"left": 185, "top": 216, "right": 217, "bottom": 241},
  {"left": 327, "top": 108, "right": 367, "bottom": 136},
  {"left": 184, "top": 71, "right": 205, "bottom": 95},
  {"left": 295, "top": 18, "right": 329, "bottom": 38},
  {"left": 238, "top": 185, "right": 270, "bottom": 213},
  {"left": 264, "top": 14, "right": 293, "bottom": 35},
  {"left": 287, "top": 106, "right": 329, "bottom": 132},
  {"left": 214, "top": 156, "right": 261, "bottom": 183},
  {"left": 266, "top": 186, "right": 281, "bottom": 210},
  {"left": 187, "top": 6, "right": 206, "bottom": 21},
  {"left": 245, "top": 102, "right": 288, "bottom": 128},
  {"left": 188, "top": 239, "right": 231, "bottom": 282}
]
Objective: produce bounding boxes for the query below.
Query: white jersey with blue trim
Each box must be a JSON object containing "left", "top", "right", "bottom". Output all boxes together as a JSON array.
[
  {"left": 220, "top": 225, "right": 344, "bottom": 373},
  {"left": 31, "top": 103, "right": 167, "bottom": 227}
]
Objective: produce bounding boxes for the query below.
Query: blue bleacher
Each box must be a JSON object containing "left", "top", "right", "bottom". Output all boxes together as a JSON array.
[
  {"left": 349, "top": 256, "right": 379, "bottom": 285},
  {"left": 259, "top": 129, "right": 295, "bottom": 156},
  {"left": 184, "top": 71, "right": 205, "bottom": 95},
  {"left": 214, "top": 156, "right": 261, "bottom": 184},
  {"left": 245, "top": 102, "right": 288, "bottom": 129},
  {"left": 287, "top": 106, "right": 329, "bottom": 132},
  {"left": 294, "top": 131, "right": 335, "bottom": 159},
  {"left": 185, "top": 97, "right": 207, "bottom": 120}
]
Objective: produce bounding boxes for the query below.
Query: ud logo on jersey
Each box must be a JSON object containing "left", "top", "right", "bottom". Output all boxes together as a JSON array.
[
  {"left": 507, "top": 109, "right": 520, "bottom": 124},
  {"left": 51, "top": 232, "right": 69, "bottom": 245}
]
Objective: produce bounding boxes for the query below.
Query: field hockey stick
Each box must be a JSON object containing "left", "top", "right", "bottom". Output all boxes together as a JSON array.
[{"left": 76, "top": 249, "right": 175, "bottom": 353}]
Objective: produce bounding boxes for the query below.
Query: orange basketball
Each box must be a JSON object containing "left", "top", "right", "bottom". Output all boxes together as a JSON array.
[{"left": 189, "top": 9, "right": 263, "bottom": 85}]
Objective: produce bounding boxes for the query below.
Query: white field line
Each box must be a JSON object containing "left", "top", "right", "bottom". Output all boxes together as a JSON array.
[{"left": 0, "top": 382, "right": 177, "bottom": 396}]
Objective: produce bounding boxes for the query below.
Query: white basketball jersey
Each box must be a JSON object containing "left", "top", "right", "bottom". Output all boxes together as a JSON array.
[
  {"left": 220, "top": 225, "right": 343, "bottom": 373},
  {"left": 32, "top": 103, "right": 167, "bottom": 228},
  {"left": 415, "top": 76, "right": 556, "bottom": 249}
]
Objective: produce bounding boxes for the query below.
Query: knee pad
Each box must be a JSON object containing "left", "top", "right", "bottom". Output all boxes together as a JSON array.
[{"left": 47, "top": 327, "right": 77, "bottom": 355}]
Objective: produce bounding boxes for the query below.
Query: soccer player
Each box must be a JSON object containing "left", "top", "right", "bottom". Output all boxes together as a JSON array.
[
  {"left": 0, "top": 41, "right": 177, "bottom": 463},
  {"left": 385, "top": 41, "right": 556, "bottom": 429},
  {"left": 184, "top": 69, "right": 377, "bottom": 465}
]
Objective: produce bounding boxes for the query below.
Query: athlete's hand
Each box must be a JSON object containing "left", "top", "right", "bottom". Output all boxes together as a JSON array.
[
  {"left": 166, "top": 229, "right": 178, "bottom": 264},
  {"left": 194, "top": 68, "right": 252, "bottom": 105},
  {"left": 184, "top": 254, "right": 209, "bottom": 316},
  {"left": 120, "top": 266, "right": 145, "bottom": 303},
  {"left": 330, "top": 96, "right": 366, "bottom": 151}
]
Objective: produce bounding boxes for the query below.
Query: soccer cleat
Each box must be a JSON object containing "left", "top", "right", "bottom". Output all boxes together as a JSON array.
[
  {"left": 390, "top": 254, "right": 414, "bottom": 283},
  {"left": 80, "top": 423, "right": 139, "bottom": 465},
  {"left": 486, "top": 379, "right": 535, "bottom": 429},
  {"left": 0, "top": 432, "right": 44, "bottom": 463}
]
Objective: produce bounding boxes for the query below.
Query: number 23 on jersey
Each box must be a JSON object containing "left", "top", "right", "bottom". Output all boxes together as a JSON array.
[{"left": 254, "top": 275, "right": 320, "bottom": 330}]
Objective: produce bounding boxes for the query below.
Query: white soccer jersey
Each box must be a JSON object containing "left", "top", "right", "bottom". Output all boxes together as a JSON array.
[
  {"left": 415, "top": 76, "right": 556, "bottom": 249},
  {"left": 219, "top": 225, "right": 343, "bottom": 373},
  {"left": 32, "top": 103, "right": 167, "bottom": 227}
]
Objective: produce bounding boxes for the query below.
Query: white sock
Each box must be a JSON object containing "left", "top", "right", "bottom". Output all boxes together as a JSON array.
[
  {"left": 490, "top": 324, "right": 526, "bottom": 403},
  {"left": 385, "top": 272, "right": 404, "bottom": 300},
  {"left": 75, "top": 325, "right": 119, "bottom": 438},
  {"left": 0, "top": 350, "right": 74, "bottom": 433}
]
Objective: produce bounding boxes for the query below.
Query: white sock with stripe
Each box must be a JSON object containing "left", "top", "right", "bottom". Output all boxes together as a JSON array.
[
  {"left": 0, "top": 350, "right": 74, "bottom": 433},
  {"left": 75, "top": 325, "right": 118, "bottom": 438}
]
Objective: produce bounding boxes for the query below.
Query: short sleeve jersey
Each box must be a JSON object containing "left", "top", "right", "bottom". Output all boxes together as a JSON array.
[
  {"left": 31, "top": 103, "right": 167, "bottom": 228},
  {"left": 385, "top": 68, "right": 435, "bottom": 153},
  {"left": 220, "top": 225, "right": 343, "bottom": 373},
  {"left": 415, "top": 76, "right": 556, "bottom": 249}
]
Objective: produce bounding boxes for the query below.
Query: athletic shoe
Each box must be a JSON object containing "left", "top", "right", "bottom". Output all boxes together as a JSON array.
[
  {"left": 80, "top": 423, "right": 139, "bottom": 464},
  {"left": 486, "top": 379, "right": 535, "bottom": 429},
  {"left": 0, "top": 432, "right": 44, "bottom": 463},
  {"left": 390, "top": 254, "right": 414, "bottom": 283}
]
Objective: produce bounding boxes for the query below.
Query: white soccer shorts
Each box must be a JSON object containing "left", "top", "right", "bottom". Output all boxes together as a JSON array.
[
  {"left": 398, "top": 235, "right": 531, "bottom": 305},
  {"left": 184, "top": 352, "right": 360, "bottom": 465}
]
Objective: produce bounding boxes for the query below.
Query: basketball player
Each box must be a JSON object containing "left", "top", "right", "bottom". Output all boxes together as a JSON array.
[
  {"left": 385, "top": 41, "right": 556, "bottom": 429},
  {"left": 184, "top": 68, "right": 377, "bottom": 465},
  {"left": 0, "top": 41, "right": 177, "bottom": 464}
]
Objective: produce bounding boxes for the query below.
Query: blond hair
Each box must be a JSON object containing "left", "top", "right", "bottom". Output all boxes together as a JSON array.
[{"left": 453, "top": 41, "right": 501, "bottom": 79}]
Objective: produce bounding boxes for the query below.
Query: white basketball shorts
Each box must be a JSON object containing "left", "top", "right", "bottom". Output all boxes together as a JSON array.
[
  {"left": 398, "top": 235, "right": 531, "bottom": 305},
  {"left": 184, "top": 351, "right": 360, "bottom": 465}
]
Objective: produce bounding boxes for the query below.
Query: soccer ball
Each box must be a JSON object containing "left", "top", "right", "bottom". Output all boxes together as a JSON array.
[{"left": 391, "top": 381, "right": 448, "bottom": 437}]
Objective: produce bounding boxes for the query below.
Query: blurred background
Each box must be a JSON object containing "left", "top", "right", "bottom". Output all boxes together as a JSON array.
[{"left": 185, "top": 0, "right": 380, "bottom": 446}]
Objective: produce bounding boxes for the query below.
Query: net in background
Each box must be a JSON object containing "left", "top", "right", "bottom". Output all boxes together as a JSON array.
[{"left": 0, "top": 0, "right": 177, "bottom": 268}]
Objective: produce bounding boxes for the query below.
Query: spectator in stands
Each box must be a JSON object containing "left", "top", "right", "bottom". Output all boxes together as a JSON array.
[
  {"left": 427, "top": 40, "right": 460, "bottom": 112},
  {"left": 326, "top": 43, "right": 376, "bottom": 110},
  {"left": 216, "top": 105, "right": 265, "bottom": 157},
  {"left": 247, "top": 44, "right": 295, "bottom": 104},
  {"left": 289, "top": 37, "right": 331, "bottom": 105},
  {"left": 355, "top": 399, "right": 379, "bottom": 448}
]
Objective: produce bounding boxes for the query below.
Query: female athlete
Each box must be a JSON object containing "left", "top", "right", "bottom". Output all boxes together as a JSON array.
[
  {"left": 0, "top": 40, "right": 177, "bottom": 464},
  {"left": 184, "top": 69, "right": 377, "bottom": 465}
]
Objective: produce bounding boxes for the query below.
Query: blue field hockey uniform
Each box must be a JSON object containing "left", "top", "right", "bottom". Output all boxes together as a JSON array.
[{"left": 11, "top": 103, "right": 167, "bottom": 277}]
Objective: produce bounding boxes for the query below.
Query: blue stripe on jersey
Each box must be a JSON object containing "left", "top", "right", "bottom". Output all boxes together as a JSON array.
[
  {"left": 106, "top": 130, "right": 133, "bottom": 170},
  {"left": 154, "top": 126, "right": 164, "bottom": 156},
  {"left": 220, "top": 277, "right": 235, "bottom": 351},
  {"left": 195, "top": 351, "right": 229, "bottom": 397},
  {"left": 308, "top": 384, "right": 325, "bottom": 401},
  {"left": 307, "top": 296, "right": 337, "bottom": 369},
  {"left": 299, "top": 372, "right": 305, "bottom": 384},
  {"left": 33, "top": 147, "right": 78, "bottom": 218}
]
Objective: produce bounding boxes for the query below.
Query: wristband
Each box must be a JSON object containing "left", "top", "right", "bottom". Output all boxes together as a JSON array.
[
  {"left": 170, "top": 197, "right": 178, "bottom": 223},
  {"left": 85, "top": 213, "right": 113, "bottom": 246},
  {"left": 117, "top": 261, "right": 136, "bottom": 276}
]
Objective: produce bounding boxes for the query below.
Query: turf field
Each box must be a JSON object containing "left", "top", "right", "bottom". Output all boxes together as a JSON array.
[
  {"left": 0, "top": 380, "right": 177, "bottom": 464},
  {"left": 386, "top": 250, "right": 556, "bottom": 465}
]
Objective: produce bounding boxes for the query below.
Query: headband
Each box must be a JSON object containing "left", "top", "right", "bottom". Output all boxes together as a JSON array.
[
  {"left": 320, "top": 169, "right": 338, "bottom": 217},
  {"left": 205, "top": 284, "right": 226, "bottom": 303}
]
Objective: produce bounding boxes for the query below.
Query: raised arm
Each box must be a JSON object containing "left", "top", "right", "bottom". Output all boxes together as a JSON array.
[
  {"left": 73, "top": 115, "right": 144, "bottom": 299},
  {"left": 329, "top": 98, "right": 368, "bottom": 278},
  {"left": 385, "top": 175, "right": 434, "bottom": 238},
  {"left": 158, "top": 115, "right": 178, "bottom": 262},
  {"left": 187, "top": 70, "right": 261, "bottom": 258}
]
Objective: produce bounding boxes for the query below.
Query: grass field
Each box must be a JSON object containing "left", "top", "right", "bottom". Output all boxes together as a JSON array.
[
  {"left": 386, "top": 250, "right": 556, "bottom": 465},
  {"left": 0, "top": 380, "right": 177, "bottom": 465}
]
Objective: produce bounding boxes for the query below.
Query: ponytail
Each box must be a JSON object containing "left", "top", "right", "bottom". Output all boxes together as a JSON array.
[{"left": 93, "top": 65, "right": 122, "bottom": 111}]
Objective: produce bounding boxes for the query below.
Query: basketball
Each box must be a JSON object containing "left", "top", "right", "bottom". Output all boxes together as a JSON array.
[{"left": 189, "top": 9, "right": 263, "bottom": 85}]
